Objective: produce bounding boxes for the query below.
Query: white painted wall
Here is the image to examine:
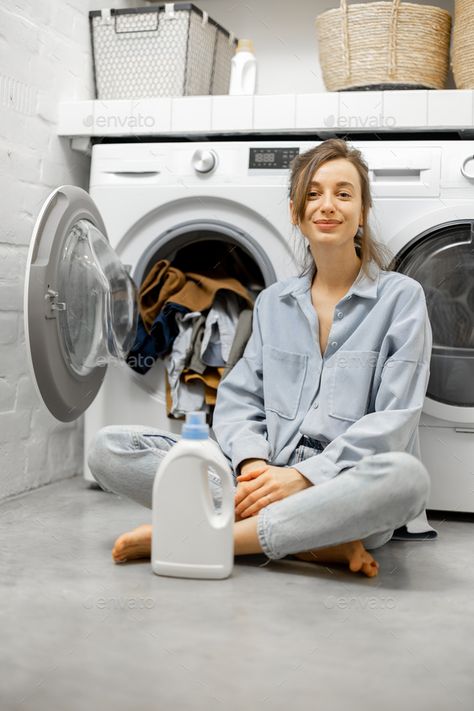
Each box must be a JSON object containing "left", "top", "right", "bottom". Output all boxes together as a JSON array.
[{"left": 199, "top": 0, "right": 455, "bottom": 94}]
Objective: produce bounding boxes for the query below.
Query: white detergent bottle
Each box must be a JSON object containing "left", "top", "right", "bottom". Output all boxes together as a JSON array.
[
  {"left": 229, "top": 39, "right": 257, "bottom": 95},
  {"left": 151, "top": 412, "right": 234, "bottom": 580}
]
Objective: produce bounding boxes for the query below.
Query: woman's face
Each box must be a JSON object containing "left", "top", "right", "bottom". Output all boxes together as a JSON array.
[{"left": 293, "top": 158, "right": 364, "bottom": 253}]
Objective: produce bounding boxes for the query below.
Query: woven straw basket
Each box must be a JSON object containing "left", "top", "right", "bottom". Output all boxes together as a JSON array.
[
  {"left": 316, "top": 0, "right": 452, "bottom": 91},
  {"left": 452, "top": 0, "right": 474, "bottom": 89}
]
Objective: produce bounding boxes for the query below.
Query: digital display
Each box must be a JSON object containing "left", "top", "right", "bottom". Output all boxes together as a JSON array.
[{"left": 249, "top": 147, "right": 299, "bottom": 170}]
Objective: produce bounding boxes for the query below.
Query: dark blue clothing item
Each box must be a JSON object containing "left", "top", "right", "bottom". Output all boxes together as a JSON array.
[{"left": 126, "top": 303, "right": 190, "bottom": 375}]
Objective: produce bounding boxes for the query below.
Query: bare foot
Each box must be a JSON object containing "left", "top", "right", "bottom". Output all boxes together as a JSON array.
[
  {"left": 112, "top": 524, "right": 152, "bottom": 563},
  {"left": 111, "top": 512, "right": 253, "bottom": 564},
  {"left": 112, "top": 526, "right": 379, "bottom": 577},
  {"left": 293, "top": 540, "right": 379, "bottom": 577}
]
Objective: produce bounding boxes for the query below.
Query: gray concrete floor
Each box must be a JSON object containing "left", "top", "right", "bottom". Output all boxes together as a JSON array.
[{"left": 1, "top": 476, "right": 473, "bottom": 711}]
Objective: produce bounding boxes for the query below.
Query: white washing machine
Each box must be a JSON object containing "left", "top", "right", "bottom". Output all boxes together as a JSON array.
[{"left": 24, "top": 140, "right": 474, "bottom": 513}]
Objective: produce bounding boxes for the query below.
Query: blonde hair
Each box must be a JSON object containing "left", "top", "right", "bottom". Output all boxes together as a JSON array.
[{"left": 289, "top": 139, "right": 394, "bottom": 276}]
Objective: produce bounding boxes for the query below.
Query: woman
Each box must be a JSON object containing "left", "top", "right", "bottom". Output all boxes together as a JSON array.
[{"left": 88, "top": 139, "right": 432, "bottom": 577}]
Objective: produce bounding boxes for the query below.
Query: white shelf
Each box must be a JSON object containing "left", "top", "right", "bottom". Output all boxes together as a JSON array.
[{"left": 58, "top": 90, "right": 474, "bottom": 139}]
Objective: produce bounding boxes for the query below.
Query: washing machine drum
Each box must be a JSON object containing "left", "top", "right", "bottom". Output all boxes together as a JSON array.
[{"left": 397, "top": 222, "right": 474, "bottom": 408}]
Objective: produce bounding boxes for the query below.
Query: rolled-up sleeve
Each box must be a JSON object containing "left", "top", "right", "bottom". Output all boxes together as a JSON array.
[
  {"left": 295, "top": 284, "right": 433, "bottom": 485},
  {"left": 212, "top": 293, "right": 270, "bottom": 472}
]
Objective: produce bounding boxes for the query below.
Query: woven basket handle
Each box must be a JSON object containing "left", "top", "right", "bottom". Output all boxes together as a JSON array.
[{"left": 340, "top": 0, "right": 401, "bottom": 81}]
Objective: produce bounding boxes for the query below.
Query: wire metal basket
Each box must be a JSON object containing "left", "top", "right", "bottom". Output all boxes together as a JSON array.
[{"left": 89, "top": 3, "right": 237, "bottom": 100}]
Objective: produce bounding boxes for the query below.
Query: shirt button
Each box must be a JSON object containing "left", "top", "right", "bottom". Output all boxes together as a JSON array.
[
  {"left": 313, "top": 401, "right": 319, "bottom": 409},
  {"left": 337, "top": 311, "right": 343, "bottom": 319},
  {"left": 331, "top": 340, "right": 338, "bottom": 347}
]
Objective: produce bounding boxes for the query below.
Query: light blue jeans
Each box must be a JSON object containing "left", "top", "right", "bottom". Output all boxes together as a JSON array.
[{"left": 87, "top": 427, "right": 430, "bottom": 561}]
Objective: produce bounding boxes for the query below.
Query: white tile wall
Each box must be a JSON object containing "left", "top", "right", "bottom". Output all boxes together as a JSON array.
[
  {"left": 0, "top": 0, "right": 141, "bottom": 501},
  {"left": 295, "top": 93, "right": 339, "bottom": 130},
  {"left": 338, "top": 92, "right": 384, "bottom": 132},
  {"left": 383, "top": 90, "right": 428, "bottom": 129},
  {"left": 211, "top": 95, "right": 253, "bottom": 131},
  {"left": 253, "top": 95, "right": 295, "bottom": 130},
  {"left": 428, "top": 90, "right": 473, "bottom": 128},
  {"left": 171, "top": 97, "right": 212, "bottom": 133}
]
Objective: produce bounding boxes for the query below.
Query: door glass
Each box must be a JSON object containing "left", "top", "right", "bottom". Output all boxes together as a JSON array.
[
  {"left": 58, "top": 219, "right": 137, "bottom": 376},
  {"left": 397, "top": 222, "right": 474, "bottom": 407}
]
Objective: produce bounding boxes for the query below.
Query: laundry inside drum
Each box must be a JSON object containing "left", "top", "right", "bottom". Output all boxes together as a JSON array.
[{"left": 126, "top": 234, "right": 268, "bottom": 422}]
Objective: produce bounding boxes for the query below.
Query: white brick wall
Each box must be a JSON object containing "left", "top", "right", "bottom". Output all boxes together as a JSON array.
[{"left": 0, "top": 0, "right": 140, "bottom": 501}]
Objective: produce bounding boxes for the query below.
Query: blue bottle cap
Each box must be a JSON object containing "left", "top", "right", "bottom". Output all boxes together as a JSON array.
[{"left": 181, "top": 411, "right": 209, "bottom": 440}]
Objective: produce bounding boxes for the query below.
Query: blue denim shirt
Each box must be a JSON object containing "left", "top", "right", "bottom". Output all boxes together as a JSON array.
[{"left": 212, "top": 260, "right": 432, "bottom": 485}]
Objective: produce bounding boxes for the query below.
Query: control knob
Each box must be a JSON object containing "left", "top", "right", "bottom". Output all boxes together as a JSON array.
[{"left": 192, "top": 149, "right": 218, "bottom": 174}]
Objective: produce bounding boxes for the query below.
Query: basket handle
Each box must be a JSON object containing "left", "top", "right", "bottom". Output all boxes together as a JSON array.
[
  {"left": 340, "top": 0, "right": 401, "bottom": 82},
  {"left": 114, "top": 10, "right": 160, "bottom": 35}
]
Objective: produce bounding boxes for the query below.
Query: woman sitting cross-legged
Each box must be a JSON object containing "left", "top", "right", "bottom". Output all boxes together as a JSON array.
[{"left": 88, "top": 138, "right": 432, "bottom": 577}]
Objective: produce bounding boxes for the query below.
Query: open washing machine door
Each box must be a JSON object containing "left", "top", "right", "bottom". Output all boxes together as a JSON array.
[{"left": 24, "top": 186, "right": 138, "bottom": 422}]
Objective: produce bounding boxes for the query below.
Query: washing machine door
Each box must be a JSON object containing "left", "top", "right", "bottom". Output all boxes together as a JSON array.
[
  {"left": 24, "top": 186, "right": 138, "bottom": 422},
  {"left": 396, "top": 220, "right": 474, "bottom": 423}
]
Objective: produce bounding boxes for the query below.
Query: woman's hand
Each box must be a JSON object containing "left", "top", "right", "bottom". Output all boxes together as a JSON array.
[
  {"left": 239, "top": 458, "right": 268, "bottom": 477},
  {"left": 234, "top": 464, "right": 312, "bottom": 519}
]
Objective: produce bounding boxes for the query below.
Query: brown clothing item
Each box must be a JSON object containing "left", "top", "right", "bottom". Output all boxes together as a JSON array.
[
  {"left": 183, "top": 368, "right": 224, "bottom": 406},
  {"left": 164, "top": 368, "right": 222, "bottom": 418},
  {"left": 139, "top": 260, "right": 186, "bottom": 333},
  {"left": 139, "top": 260, "right": 253, "bottom": 333},
  {"left": 164, "top": 371, "right": 174, "bottom": 418}
]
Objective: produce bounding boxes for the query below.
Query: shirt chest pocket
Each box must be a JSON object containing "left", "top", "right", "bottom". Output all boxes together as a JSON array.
[
  {"left": 262, "top": 345, "right": 308, "bottom": 420},
  {"left": 328, "top": 350, "right": 379, "bottom": 422}
]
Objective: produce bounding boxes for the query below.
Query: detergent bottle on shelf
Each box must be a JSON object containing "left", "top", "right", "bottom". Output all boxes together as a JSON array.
[
  {"left": 229, "top": 39, "right": 257, "bottom": 95},
  {"left": 151, "top": 411, "right": 235, "bottom": 579}
]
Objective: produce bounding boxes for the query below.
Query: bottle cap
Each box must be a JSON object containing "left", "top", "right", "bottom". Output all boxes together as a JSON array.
[
  {"left": 182, "top": 411, "right": 209, "bottom": 440},
  {"left": 236, "top": 38, "right": 254, "bottom": 53}
]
